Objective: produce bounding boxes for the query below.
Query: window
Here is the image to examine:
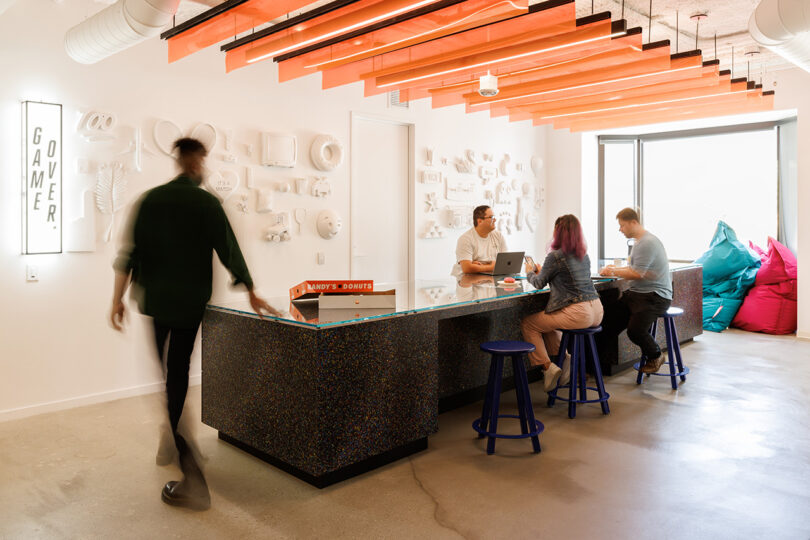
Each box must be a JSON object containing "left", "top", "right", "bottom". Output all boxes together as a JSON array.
[{"left": 599, "top": 124, "right": 780, "bottom": 262}]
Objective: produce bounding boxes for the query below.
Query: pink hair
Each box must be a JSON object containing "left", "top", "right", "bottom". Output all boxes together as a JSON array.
[{"left": 550, "top": 214, "right": 587, "bottom": 260}]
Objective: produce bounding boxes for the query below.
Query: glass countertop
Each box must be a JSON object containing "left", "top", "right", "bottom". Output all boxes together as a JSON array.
[{"left": 209, "top": 275, "right": 554, "bottom": 329}]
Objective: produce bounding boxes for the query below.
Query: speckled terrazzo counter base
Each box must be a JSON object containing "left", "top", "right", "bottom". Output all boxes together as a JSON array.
[{"left": 201, "top": 268, "right": 701, "bottom": 488}]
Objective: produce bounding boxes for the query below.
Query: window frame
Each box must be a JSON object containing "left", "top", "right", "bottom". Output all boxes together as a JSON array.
[{"left": 597, "top": 120, "right": 789, "bottom": 262}]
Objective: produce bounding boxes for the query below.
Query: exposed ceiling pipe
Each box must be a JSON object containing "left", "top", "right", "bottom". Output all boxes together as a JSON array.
[
  {"left": 65, "top": 0, "right": 181, "bottom": 64},
  {"left": 0, "top": 0, "right": 19, "bottom": 17},
  {"left": 749, "top": 0, "right": 810, "bottom": 73}
]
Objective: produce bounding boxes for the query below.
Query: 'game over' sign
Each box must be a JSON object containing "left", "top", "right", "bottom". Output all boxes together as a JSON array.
[{"left": 23, "top": 101, "right": 62, "bottom": 254}]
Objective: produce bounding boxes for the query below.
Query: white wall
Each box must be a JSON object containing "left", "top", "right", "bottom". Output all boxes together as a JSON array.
[
  {"left": 0, "top": 0, "right": 548, "bottom": 419},
  {"left": 771, "top": 68, "right": 810, "bottom": 339}
]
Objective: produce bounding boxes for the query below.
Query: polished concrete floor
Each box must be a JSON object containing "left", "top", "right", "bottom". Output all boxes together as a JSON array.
[{"left": 1, "top": 329, "right": 809, "bottom": 539}]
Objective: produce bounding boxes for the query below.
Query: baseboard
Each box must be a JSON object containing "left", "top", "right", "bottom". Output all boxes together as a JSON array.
[
  {"left": 797, "top": 331, "right": 810, "bottom": 341},
  {"left": 0, "top": 373, "right": 202, "bottom": 423}
]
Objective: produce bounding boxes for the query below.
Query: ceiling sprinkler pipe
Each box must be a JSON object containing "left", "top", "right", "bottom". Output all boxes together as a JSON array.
[
  {"left": 65, "top": 0, "right": 181, "bottom": 64},
  {"left": 749, "top": 0, "right": 810, "bottom": 72}
]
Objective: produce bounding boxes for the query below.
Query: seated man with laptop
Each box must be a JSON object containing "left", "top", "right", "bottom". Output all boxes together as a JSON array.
[{"left": 455, "top": 205, "right": 522, "bottom": 276}]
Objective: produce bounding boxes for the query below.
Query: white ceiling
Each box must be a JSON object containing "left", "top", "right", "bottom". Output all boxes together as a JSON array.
[{"left": 165, "top": 0, "right": 789, "bottom": 84}]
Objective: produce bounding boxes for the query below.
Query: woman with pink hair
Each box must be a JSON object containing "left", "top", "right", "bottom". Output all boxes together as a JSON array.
[{"left": 522, "top": 214, "right": 604, "bottom": 392}]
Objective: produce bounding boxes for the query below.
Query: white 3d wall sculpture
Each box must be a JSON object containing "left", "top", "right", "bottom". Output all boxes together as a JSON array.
[
  {"left": 205, "top": 169, "right": 240, "bottom": 202},
  {"left": 526, "top": 210, "right": 539, "bottom": 232},
  {"left": 120, "top": 126, "right": 150, "bottom": 173},
  {"left": 153, "top": 120, "right": 181, "bottom": 155},
  {"left": 420, "top": 170, "right": 442, "bottom": 184},
  {"left": 421, "top": 220, "right": 446, "bottom": 239},
  {"left": 310, "top": 134, "right": 344, "bottom": 171},
  {"left": 478, "top": 165, "right": 497, "bottom": 183},
  {"left": 497, "top": 211, "right": 513, "bottom": 235},
  {"left": 261, "top": 133, "right": 297, "bottom": 167},
  {"left": 66, "top": 189, "right": 96, "bottom": 252},
  {"left": 316, "top": 210, "right": 342, "bottom": 239},
  {"left": 256, "top": 188, "right": 273, "bottom": 213},
  {"left": 465, "top": 149, "right": 477, "bottom": 164},
  {"left": 293, "top": 208, "right": 307, "bottom": 233},
  {"left": 95, "top": 162, "right": 127, "bottom": 243},
  {"left": 153, "top": 120, "right": 218, "bottom": 156},
  {"left": 424, "top": 192, "right": 439, "bottom": 212},
  {"left": 425, "top": 147, "right": 434, "bottom": 166},
  {"left": 499, "top": 153, "right": 513, "bottom": 176},
  {"left": 484, "top": 189, "right": 495, "bottom": 205},
  {"left": 531, "top": 156, "right": 544, "bottom": 179},
  {"left": 495, "top": 181, "right": 511, "bottom": 205},
  {"left": 78, "top": 110, "right": 117, "bottom": 141},
  {"left": 446, "top": 176, "right": 476, "bottom": 202},
  {"left": 535, "top": 181, "right": 546, "bottom": 209},
  {"left": 236, "top": 194, "right": 249, "bottom": 214},
  {"left": 274, "top": 180, "right": 292, "bottom": 193},
  {"left": 311, "top": 177, "right": 331, "bottom": 197},
  {"left": 191, "top": 123, "right": 217, "bottom": 153},
  {"left": 264, "top": 212, "right": 292, "bottom": 242},
  {"left": 294, "top": 177, "right": 308, "bottom": 195},
  {"left": 446, "top": 206, "right": 472, "bottom": 229},
  {"left": 454, "top": 157, "right": 474, "bottom": 174},
  {"left": 515, "top": 197, "right": 526, "bottom": 232}
]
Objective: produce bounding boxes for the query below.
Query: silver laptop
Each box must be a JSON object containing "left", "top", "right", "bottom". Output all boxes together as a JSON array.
[{"left": 481, "top": 251, "right": 525, "bottom": 276}]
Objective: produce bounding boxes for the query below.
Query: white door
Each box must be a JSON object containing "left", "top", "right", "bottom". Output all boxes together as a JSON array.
[{"left": 350, "top": 114, "right": 412, "bottom": 296}]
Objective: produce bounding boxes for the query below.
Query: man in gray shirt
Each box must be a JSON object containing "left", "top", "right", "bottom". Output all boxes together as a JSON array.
[{"left": 600, "top": 207, "right": 672, "bottom": 372}]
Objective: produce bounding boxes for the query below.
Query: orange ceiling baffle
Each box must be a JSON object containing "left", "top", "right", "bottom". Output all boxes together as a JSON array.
[
  {"left": 164, "top": 0, "right": 315, "bottom": 63},
  {"left": 315, "top": 1, "right": 577, "bottom": 89},
  {"left": 516, "top": 65, "right": 724, "bottom": 118},
  {"left": 462, "top": 47, "right": 671, "bottom": 111},
  {"left": 275, "top": 0, "right": 530, "bottom": 83},
  {"left": 544, "top": 81, "right": 762, "bottom": 129},
  {"left": 426, "top": 33, "right": 651, "bottom": 108},
  {"left": 370, "top": 19, "right": 618, "bottom": 90},
  {"left": 560, "top": 91, "right": 774, "bottom": 131},
  {"left": 531, "top": 78, "right": 734, "bottom": 124},
  {"left": 483, "top": 53, "right": 707, "bottom": 117}
]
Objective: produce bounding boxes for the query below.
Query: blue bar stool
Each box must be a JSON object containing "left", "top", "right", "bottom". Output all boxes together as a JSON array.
[
  {"left": 472, "top": 341, "right": 544, "bottom": 455},
  {"left": 634, "top": 306, "right": 690, "bottom": 390},
  {"left": 547, "top": 327, "right": 610, "bottom": 419}
]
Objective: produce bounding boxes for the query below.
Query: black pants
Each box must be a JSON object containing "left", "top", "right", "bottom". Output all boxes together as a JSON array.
[
  {"left": 153, "top": 320, "right": 206, "bottom": 488},
  {"left": 613, "top": 290, "right": 671, "bottom": 359}
]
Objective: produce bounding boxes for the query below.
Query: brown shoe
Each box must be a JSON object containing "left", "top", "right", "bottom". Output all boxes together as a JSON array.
[{"left": 641, "top": 351, "right": 667, "bottom": 373}]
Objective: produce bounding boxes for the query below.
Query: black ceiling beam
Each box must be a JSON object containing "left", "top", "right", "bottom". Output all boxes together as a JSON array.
[{"left": 161, "top": 0, "right": 250, "bottom": 40}]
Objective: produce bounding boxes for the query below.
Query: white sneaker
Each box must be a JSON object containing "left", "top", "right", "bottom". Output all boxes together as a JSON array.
[
  {"left": 559, "top": 354, "right": 571, "bottom": 386},
  {"left": 543, "top": 362, "right": 562, "bottom": 392}
]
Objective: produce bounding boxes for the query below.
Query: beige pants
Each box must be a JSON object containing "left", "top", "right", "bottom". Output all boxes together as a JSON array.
[{"left": 520, "top": 299, "right": 604, "bottom": 367}]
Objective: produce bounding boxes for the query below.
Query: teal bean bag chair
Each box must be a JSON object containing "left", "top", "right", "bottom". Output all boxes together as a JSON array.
[{"left": 695, "top": 221, "right": 761, "bottom": 332}]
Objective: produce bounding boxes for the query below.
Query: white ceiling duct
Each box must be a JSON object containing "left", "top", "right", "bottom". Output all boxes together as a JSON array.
[
  {"left": 65, "top": 0, "right": 182, "bottom": 64},
  {"left": 749, "top": 0, "right": 810, "bottom": 72}
]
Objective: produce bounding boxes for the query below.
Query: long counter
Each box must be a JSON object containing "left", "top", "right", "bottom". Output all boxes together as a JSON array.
[{"left": 202, "top": 265, "right": 701, "bottom": 487}]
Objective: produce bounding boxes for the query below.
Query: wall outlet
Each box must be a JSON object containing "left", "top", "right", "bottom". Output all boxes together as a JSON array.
[
  {"left": 317, "top": 252, "right": 325, "bottom": 265},
  {"left": 26, "top": 265, "right": 39, "bottom": 282}
]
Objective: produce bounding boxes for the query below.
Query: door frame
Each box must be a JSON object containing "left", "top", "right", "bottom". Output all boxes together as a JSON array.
[{"left": 349, "top": 112, "right": 416, "bottom": 301}]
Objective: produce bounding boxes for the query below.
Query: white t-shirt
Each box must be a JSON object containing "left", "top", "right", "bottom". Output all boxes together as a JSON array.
[{"left": 455, "top": 228, "right": 507, "bottom": 268}]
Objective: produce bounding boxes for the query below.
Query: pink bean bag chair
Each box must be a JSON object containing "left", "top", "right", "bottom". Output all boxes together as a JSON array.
[{"left": 731, "top": 237, "right": 797, "bottom": 334}]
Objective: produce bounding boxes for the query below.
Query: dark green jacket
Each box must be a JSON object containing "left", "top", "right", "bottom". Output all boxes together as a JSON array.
[{"left": 115, "top": 175, "right": 253, "bottom": 327}]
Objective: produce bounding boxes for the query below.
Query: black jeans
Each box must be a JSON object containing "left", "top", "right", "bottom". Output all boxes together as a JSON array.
[
  {"left": 153, "top": 320, "right": 206, "bottom": 489},
  {"left": 614, "top": 290, "right": 671, "bottom": 359}
]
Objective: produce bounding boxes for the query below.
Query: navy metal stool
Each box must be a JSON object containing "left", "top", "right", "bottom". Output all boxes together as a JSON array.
[
  {"left": 634, "top": 306, "right": 690, "bottom": 390},
  {"left": 472, "top": 341, "right": 543, "bottom": 455},
  {"left": 547, "top": 327, "right": 610, "bottom": 419}
]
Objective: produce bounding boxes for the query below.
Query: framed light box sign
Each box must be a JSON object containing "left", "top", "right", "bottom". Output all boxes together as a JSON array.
[{"left": 22, "top": 101, "right": 62, "bottom": 254}]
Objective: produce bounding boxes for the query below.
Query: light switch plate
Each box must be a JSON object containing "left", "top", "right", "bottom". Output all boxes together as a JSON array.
[
  {"left": 317, "top": 252, "right": 325, "bottom": 265},
  {"left": 26, "top": 265, "right": 39, "bottom": 282}
]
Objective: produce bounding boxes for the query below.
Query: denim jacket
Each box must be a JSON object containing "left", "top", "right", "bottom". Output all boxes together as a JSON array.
[{"left": 527, "top": 250, "right": 599, "bottom": 313}]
